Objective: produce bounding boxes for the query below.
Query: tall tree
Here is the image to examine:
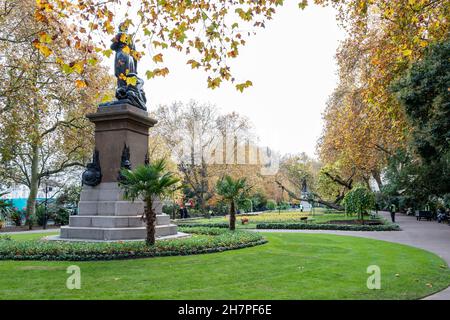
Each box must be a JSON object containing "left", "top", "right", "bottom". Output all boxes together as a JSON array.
[
  {"left": 150, "top": 101, "right": 218, "bottom": 215},
  {"left": 390, "top": 38, "right": 450, "bottom": 200},
  {"left": 0, "top": 0, "right": 113, "bottom": 227},
  {"left": 150, "top": 101, "right": 264, "bottom": 215},
  {"left": 318, "top": 0, "right": 449, "bottom": 195}
]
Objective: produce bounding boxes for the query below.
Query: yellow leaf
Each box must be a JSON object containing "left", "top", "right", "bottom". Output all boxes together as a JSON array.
[
  {"left": 72, "top": 62, "right": 84, "bottom": 74},
  {"left": 120, "top": 33, "right": 128, "bottom": 44},
  {"left": 402, "top": 49, "right": 412, "bottom": 56},
  {"left": 187, "top": 59, "right": 200, "bottom": 69},
  {"left": 419, "top": 41, "right": 428, "bottom": 48},
  {"left": 75, "top": 80, "right": 87, "bottom": 89},
  {"left": 145, "top": 70, "right": 155, "bottom": 79},
  {"left": 235, "top": 80, "right": 253, "bottom": 92},
  {"left": 101, "top": 94, "right": 114, "bottom": 103},
  {"left": 38, "top": 44, "right": 52, "bottom": 57},
  {"left": 126, "top": 76, "right": 138, "bottom": 86},
  {"left": 102, "top": 49, "right": 113, "bottom": 58},
  {"left": 208, "top": 77, "right": 222, "bottom": 89},
  {"left": 152, "top": 53, "right": 163, "bottom": 63},
  {"left": 122, "top": 46, "right": 130, "bottom": 55},
  {"left": 39, "top": 32, "right": 52, "bottom": 44}
]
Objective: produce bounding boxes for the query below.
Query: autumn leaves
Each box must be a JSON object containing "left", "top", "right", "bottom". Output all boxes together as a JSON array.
[{"left": 32, "top": 0, "right": 297, "bottom": 93}]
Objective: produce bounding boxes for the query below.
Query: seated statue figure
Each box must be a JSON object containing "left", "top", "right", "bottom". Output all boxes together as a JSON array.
[{"left": 101, "top": 23, "right": 147, "bottom": 111}]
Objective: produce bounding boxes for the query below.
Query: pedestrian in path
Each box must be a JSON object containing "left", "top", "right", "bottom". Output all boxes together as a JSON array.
[{"left": 390, "top": 203, "right": 397, "bottom": 223}]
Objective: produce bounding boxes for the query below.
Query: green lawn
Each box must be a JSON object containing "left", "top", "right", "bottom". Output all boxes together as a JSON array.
[
  {"left": 0, "top": 231, "right": 448, "bottom": 299},
  {"left": 177, "top": 209, "right": 380, "bottom": 229},
  {"left": 1, "top": 232, "right": 59, "bottom": 241}
]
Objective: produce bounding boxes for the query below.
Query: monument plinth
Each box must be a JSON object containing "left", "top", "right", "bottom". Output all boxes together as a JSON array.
[
  {"left": 60, "top": 103, "right": 179, "bottom": 241},
  {"left": 87, "top": 104, "right": 156, "bottom": 182}
]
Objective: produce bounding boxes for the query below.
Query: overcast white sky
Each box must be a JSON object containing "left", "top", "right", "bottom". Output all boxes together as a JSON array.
[{"left": 109, "top": 2, "right": 346, "bottom": 159}]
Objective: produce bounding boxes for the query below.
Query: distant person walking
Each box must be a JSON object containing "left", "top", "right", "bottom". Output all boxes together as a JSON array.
[
  {"left": 179, "top": 206, "right": 185, "bottom": 219},
  {"left": 390, "top": 203, "right": 397, "bottom": 223}
]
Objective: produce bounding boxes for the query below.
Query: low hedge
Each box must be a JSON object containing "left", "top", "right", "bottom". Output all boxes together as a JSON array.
[
  {"left": 256, "top": 222, "right": 401, "bottom": 231},
  {"left": 177, "top": 223, "right": 229, "bottom": 228},
  {"left": 0, "top": 228, "right": 267, "bottom": 261}
]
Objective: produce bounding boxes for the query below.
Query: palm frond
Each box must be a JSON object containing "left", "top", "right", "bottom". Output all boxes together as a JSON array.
[{"left": 118, "top": 159, "right": 180, "bottom": 201}]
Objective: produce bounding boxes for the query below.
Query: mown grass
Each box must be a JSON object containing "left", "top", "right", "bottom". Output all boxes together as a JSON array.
[
  {"left": 0, "top": 232, "right": 448, "bottom": 300},
  {"left": 176, "top": 209, "right": 376, "bottom": 229}
]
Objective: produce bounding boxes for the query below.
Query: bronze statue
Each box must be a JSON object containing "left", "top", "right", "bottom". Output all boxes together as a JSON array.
[
  {"left": 101, "top": 23, "right": 147, "bottom": 110},
  {"left": 82, "top": 150, "right": 102, "bottom": 186},
  {"left": 117, "top": 143, "right": 132, "bottom": 181}
]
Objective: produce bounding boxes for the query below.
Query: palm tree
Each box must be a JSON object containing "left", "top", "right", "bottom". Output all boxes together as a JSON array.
[
  {"left": 119, "top": 159, "right": 180, "bottom": 245},
  {"left": 216, "top": 175, "right": 250, "bottom": 231}
]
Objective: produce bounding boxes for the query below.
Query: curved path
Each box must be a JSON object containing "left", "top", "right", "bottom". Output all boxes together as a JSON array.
[{"left": 256, "top": 211, "right": 450, "bottom": 300}]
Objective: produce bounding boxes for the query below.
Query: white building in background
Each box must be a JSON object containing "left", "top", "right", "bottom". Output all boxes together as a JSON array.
[
  {"left": 2, "top": 183, "right": 57, "bottom": 199},
  {"left": 0, "top": 183, "right": 58, "bottom": 210}
]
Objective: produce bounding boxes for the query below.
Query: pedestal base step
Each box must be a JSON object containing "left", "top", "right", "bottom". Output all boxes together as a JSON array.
[
  {"left": 46, "top": 232, "right": 190, "bottom": 243},
  {"left": 69, "top": 215, "right": 170, "bottom": 228},
  {"left": 60, "top": 224, "right": 178, "bottom": 241}
]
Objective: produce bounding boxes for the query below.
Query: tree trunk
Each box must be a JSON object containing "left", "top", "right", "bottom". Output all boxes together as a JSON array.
[
  {"left": 372, "top": 170, "right": 383, "bottom": 191},
  {"left": 229, "top": 200, "right": 236, "bottom": 231},
  {"left": 145, "top": 198, "right": 156, "bottom": 245},
  {"left": 25, "top": 143, "right": 40, "bottom": 230},
  {"left": 363, "top": 176, "right": 372, "bottom": 191}
]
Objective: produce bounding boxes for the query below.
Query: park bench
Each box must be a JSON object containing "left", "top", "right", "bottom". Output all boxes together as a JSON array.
[
  {"left": 300, "top": 217, "right": 314, "bottom": 223},
  {"left": 416, "top": 211, "right": 433, "bottom": 221}
]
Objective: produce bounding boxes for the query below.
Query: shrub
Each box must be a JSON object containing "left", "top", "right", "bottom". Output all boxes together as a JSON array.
[
  {"left": 277, "top": 202, "right": 290, "bottom": 210},
  {"left": 35, "top": 204, "right": 49, "bottom": 226},
  {"left": 9, "top": 210, "right": 23, "bottom": 226},
  {"left": 53, "top": 208, "right": 69, "bottom": 226},
  {"left": 0, "top": 228, "right": 267, "bottom": 261},
  {"left": 162, "top": 203, "right": 179, "bottom": 217},
  {"left": 266, "top": 199, "right": 277, "bottom": 210},
  {"left": 0, "top": 235, "right": 11, "bottom": 241},
  {"left": 343, "top": 185, "right": 375, "bottom": 220},
  {"left": 256, "top": 222, "right": 400, "bottom": 231}
]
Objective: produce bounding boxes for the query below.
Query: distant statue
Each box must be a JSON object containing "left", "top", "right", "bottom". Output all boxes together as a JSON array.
[
  {"left": 102, "top": 22, "right": 147, "bottom": 111},
  {"left": 301, "top": 178, "right": 307, "bottom": 193}
]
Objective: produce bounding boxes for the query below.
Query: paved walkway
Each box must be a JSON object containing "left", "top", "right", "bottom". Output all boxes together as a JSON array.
[
  {"left": 1, "top": 228, "right": 59, "bottom": 235},
  {"left": 256, "top": 211, "right": 450, "bottom": 300}
]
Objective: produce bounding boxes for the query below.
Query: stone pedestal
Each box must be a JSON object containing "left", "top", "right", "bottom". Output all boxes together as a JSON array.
[{"left": 60, "top": 103, "right": 179, "bottom": 241}]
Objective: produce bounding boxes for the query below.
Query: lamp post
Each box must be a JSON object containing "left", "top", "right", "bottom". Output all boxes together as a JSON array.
[
  {"left": 246, "top": 198, "right": 253, "bottom": 213},
  {"left": 42, "top": 173, "right": 52, "bottom": 230}
]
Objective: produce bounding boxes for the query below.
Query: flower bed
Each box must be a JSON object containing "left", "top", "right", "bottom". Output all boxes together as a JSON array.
[
  {"left": 256, "top": 222, "right": 400, "bottom": 231},
  {"left": 0, "top": 227, "right": 267, "bottom": 261}
]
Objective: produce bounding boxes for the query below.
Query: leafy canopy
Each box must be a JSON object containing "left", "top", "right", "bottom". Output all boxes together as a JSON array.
[{"left": 34, "top": 0, "right": 309, "bottom": 91}]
